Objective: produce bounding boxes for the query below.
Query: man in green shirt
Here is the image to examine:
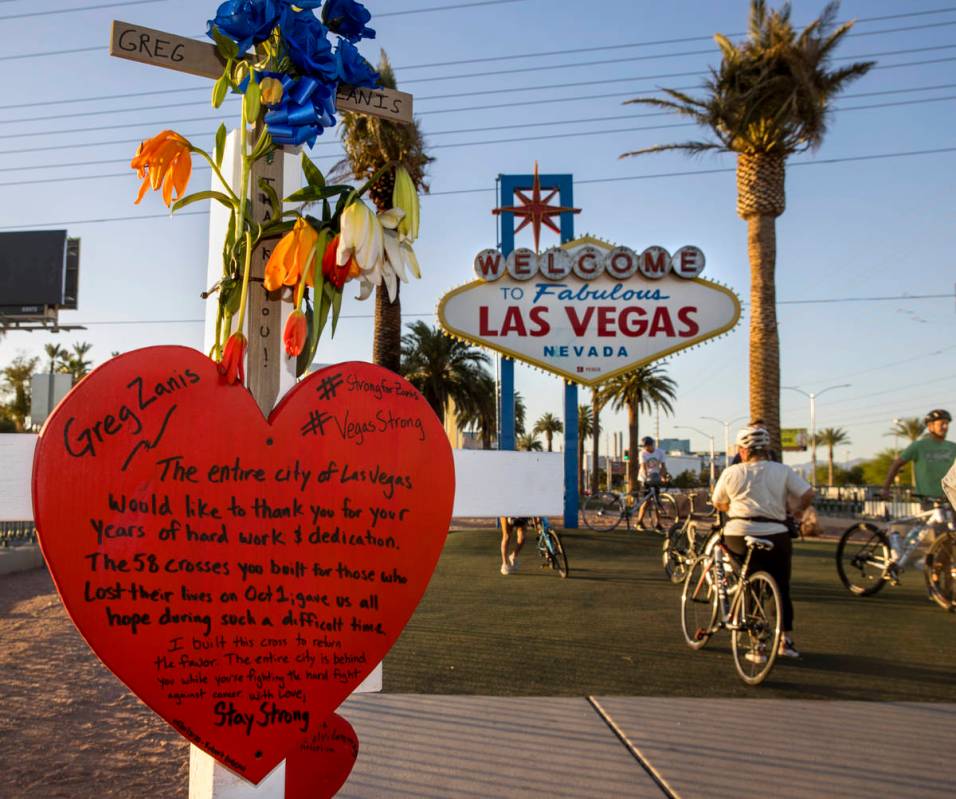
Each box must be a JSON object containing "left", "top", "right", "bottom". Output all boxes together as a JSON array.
[{"left": 882, "top": 409, "right": 956, "bottom": 501}]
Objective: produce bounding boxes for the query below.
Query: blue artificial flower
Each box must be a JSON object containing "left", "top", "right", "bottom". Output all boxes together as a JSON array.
[
  {"left": 281, "top": 10, "right": 338, "bottom": 82},
  {"left": 207, "top": 0, "right": 284, "bottom": 54},
  {"left": 335, "top": 38, "right": 379, "bottom": 88},
  {"left": 322, "top": 0, "right": 376, "bottom": 43}
]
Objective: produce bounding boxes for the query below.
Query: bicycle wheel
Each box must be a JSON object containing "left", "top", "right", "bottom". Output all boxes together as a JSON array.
[
  {"left": 925, "top": 534, "right": 956, "bottom": 611},
  {"left": 681, "top": 557, "right": 718, "bottom": 649},
  {"left": 731, "top": 570, "right": 782, "bottom": 686},
  {"left": 657, "top": 493, "right": 679, "bottom": 532},
  {"left": 663, "top": 524, "right": 690, "bottom": 584},
  {"left": 544, "top": 529, "right": 569, "bottom": 578},
  {"left": 582, "top": 493, "right": 624, "bottom": 532},
  {"left": 836, "top": 522, "right": 892, "bottom": 596}
]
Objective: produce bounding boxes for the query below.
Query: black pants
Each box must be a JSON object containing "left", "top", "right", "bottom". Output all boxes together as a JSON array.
[{"left": 726, "top": 532, "right": 794, "bottom": 633}]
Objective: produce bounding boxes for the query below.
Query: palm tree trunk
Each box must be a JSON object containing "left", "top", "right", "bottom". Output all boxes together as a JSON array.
[
  {"left": 546, "top": 432, "right": 553, "bottom": 452},
  {"left": 627, "top": 401, "right": 638, "bottom": 493},
  {"left": 747, "top": 214, "right": 781, "bottom": 458},
  {"left": 738, "top": 152, "right": 785, "bottom": 459},
  {"left": 372, "top": 282, "right": 402, "bottom": 373},
  {"left": 591, "top": 395, "right": 601, "bottom": 494},
  {"left": 828, "top": 445, "right": 834, "bottom": 487}
]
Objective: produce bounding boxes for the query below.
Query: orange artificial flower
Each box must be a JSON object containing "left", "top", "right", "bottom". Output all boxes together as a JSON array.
[
  {"left": 264, "top": 218, "right": 319, "bottom": 292},
  {"left": 218, "top": 332, "right": 247, "bottom": 385},
  {"left": 322, "top": 234, "right": 361, "bottom": 289},
  {"left": 283, "top": 310, "right": 308, "bottom": 357},
  {"left": 131, "top": 130, "right": 193, "bottom": 207}
]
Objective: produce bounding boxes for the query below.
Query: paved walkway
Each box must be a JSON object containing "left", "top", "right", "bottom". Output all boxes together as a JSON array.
[{"left": 339, "top": 695, "right": 955, "bottom": 798}]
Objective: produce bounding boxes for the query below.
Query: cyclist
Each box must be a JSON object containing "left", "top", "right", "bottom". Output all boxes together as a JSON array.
[
  {"left": 712, "top": 426, "right": 814, "bottom": 659},
  {"left": 634, "top": 436, "right": 670, "bottom": 529},
  {"left": 881, "top": 409, "right": 956, "bottom": 506}
]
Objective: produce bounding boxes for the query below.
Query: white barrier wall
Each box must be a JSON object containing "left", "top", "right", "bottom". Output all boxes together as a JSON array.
[{"left": 0, "top": 435, "right": 564, "bottom": 520}]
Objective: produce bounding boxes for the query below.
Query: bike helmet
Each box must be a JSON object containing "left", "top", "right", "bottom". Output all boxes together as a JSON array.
[
  {"left": 642, "top": 436, "right": 655, "bottom": 446},
  {"left": 925, "top": 409, "right": 952, "bottom": 423},
  {"left": 735, "top": 426, "right": 771, "bottom": 449}
]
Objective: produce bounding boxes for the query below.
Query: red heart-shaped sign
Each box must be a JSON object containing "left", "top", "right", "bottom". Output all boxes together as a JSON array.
[
  {"left": 286, "top": 712, "right": 359, "bottom": 799},
  {"left": 32, "top": 347, "right": 454, "bottom": 784}
]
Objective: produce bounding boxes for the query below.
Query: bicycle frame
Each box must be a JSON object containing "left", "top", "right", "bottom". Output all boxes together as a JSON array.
[{"left": 708, "top": 539, "right": 756, "bottom": 631}]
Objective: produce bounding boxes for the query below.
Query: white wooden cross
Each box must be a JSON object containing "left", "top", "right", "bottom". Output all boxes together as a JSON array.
[{"left": 109, "top": 17, "right": 412, "bottom": 798}]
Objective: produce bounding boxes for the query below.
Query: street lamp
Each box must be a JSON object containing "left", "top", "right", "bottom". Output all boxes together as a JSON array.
[
  {"left": 782, "top": 383, "right": 851, "bottom": 487},
  {"left": 675, "top": 425, "right": 717, "bottom": 486},
  {"left": 701, "top": 415, "right": 748, "bottom": 469}
]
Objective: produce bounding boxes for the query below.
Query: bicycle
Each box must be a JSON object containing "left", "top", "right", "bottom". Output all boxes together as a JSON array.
[
  {"left": 532, "top": 516, "right": 569, "bottom": 578},
  {"left": 662, "top": 493, "right": 721, "bottom": 584},
  {"left": 582, "top": 482, "right": 679, "bottom": 534},
  {"left": 836, "top": 499, "right": 956, "bottom": 611},
  {"left": 681, "top": 534, "right": 783, "bottom": 685}
]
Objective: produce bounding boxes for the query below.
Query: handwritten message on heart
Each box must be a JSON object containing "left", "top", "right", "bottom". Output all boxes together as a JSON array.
[{"left": 32, "top": 347, "right": 454, "bottom": 783}]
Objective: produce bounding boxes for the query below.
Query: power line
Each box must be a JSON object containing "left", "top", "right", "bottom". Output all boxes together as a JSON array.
[
  {"left": 4, "top": 145, "right": 955, "bottom": 229},
  {"left": 4, "top": 94, "right": 954, "bottom": 187},
  {"left": 0, "top": 0, "right": 167, "bottom": 22},
  {"left": 8, "top": 79, "right": 950, "bottom": 174},
  {"left": 4, "top": 5, "right": 954, "bottom": 68},
  {"left": 377, "top": 0, "right": 528, "bottom": 15}
]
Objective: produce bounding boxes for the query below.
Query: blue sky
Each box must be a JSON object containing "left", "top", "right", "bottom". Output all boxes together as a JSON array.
[{"left": 1, "top": 0, "right": 954, "bottom": 464}]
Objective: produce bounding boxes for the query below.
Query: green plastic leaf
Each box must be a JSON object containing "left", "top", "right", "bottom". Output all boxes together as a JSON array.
[
  {"left": 244, "top": 78, "right": 261, "bottom": 123},
  {"left": 209, "top": 26, "right": 239, "bottom": 60},
  {"left": 250, "top": 130, "right": 274, "bottom": 162},
  {"left": 330, "top": 284, "right": 344, "bottom": 336},
  {"left": 212, "top": 73, "right": 230, "bottom": 109},
  {"left": 171, "top": 190, "right": 234, "bottom": 214},
  {"left": 214, "top": 124, "right": 227, "bottom": 168},
  {"left": 301, "top": 153, "right": 325, "bottom": 189}
]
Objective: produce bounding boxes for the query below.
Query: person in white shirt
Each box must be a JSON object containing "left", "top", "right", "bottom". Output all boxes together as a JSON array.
[
  {"left": 712, "top": 425, "right": 814, "bottom": 658},
  {"left": 634, "top": 437, "right": 669, "bottom": 529}
]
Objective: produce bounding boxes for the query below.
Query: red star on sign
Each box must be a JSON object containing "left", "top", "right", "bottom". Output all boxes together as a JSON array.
[{"left": 492, "top": 162, "right": 581, "bottom": 253}]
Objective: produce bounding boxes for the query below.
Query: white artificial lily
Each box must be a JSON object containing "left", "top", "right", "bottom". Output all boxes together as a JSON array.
[{"left": 337, "top": 200, "right": 384, "bottom": 276}]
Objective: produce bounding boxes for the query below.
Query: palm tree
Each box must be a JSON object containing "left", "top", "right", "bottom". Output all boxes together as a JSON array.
[
  {"left": 887, "top": 417, "right": 925, "bottom": 486},
  {"left": 400, "top": 321, "right": 490, "bottom": 424},
  {"left": 816, "top": 426, "right": 850, "bottom": 486},
  {"left": 590, "top": 388, "right": 603, "bottom": 494},
  {"left": 516, "top": 432, "right": 543, "bottom": 452},
  {"left": 334, "top": 52, "right": 433, "bottom": 374},
  {"left": 620, "top": 0, "right": 872, "bottom": 455},
  {"left": 1, "top": 355, "right": 39, "bottom": 431},
  {"left": 514, "top": 390, "right": 527, "bottom": 437},
  {"left": 532, "top": 412, "right": 564, "bottom": 452},
  {"left": 59, "top": 342, "right": 93, "bottom": 384},
  {"left": 456, "top": 371, "right": 497, "bottom": 448},
  {"left": 577, "top": 404, "right": 596, "bottom": 496},
  {"left": 599, "top": 365, "right": 677, "bottom": 492}
]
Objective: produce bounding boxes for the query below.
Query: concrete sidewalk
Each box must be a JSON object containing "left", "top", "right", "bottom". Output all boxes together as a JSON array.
[{"left": 338, "top": 695, "right": 955, "bottom": 798}]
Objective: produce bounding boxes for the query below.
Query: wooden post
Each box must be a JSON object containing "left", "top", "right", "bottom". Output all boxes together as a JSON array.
[{"left": 110, "top": 16, "right": 404, "bottom": 797}]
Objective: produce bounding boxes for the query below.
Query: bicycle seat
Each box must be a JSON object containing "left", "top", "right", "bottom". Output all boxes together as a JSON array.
[{"left": 744, "top": 535, "right": 775, "bottom": 551}]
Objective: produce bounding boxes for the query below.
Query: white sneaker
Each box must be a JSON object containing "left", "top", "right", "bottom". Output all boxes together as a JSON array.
[
  {"left": 745, "top": 647, "right": 767, "bottom": 665},
  {"left": 778, "top": 638, "right": 801, "bottom": 658},
  {"left": 508, "top": 553, "right": 519, "bottom": 572},
  {"left": 500, "top": 563, "right": 512, "bottom": 575}
]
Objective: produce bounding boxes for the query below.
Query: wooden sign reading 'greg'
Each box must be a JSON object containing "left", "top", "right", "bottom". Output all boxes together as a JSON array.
[
  {"left": 109, "top": 21, "right": 414, "bottom": 124},
  {"left": 32, "top": 348, "right": 454, "bottom": 783}
]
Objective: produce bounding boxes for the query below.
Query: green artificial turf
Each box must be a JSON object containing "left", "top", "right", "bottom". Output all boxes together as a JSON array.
[{"left": 383, "top": 527, "right": 956, "bottom": 699}]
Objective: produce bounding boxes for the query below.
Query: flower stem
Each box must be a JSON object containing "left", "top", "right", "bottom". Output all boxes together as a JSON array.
[
  {"left": 193, "top": 147, "right": 240, "bottom": 204},
  {"left": 235, "top": 106, "right": 253, "bottom": 333}
]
